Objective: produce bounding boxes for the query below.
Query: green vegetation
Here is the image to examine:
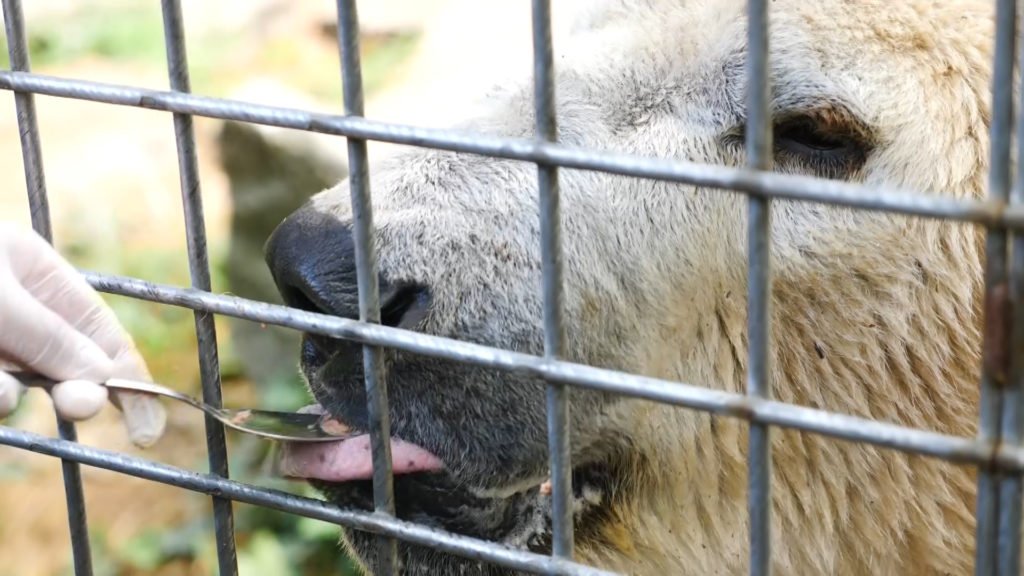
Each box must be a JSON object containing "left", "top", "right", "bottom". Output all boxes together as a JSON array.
[
  {"left": 1, "top": 5, "right": 166, "bottom": 70},
  {"left": 26, "top": 6, "right": 168, "bottom": 68}
]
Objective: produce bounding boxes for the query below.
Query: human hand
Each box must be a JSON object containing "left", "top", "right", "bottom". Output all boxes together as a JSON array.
[{"left": 0, "top": 222, "right": 166, "bottom": 448}]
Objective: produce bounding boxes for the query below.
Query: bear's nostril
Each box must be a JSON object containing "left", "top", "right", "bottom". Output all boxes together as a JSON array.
[
  {"left": 380, "top": 284, "right": 431, "bottom": 330},
  {"left": 280, "top": 285, "right": 324, "bottom": 315},
  {"left": 277, "top": 275, "right": 431, "bottom": 330}
]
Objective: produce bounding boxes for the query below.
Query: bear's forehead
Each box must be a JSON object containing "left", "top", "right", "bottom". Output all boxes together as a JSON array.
[
  {"left": 613, "top": 0, "right": 995, "bottom": 68},
  {"left": 565, "top": 0, "right": 992, "bottom": 121},
  {"left": 670, "top": 1, "right": 991, "bottom": 125}
]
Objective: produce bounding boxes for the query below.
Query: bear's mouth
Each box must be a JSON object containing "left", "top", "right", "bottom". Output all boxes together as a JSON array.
[
  {"left": 275, "top": 403, "right": 551, "bottom": 496},
  {"left": 273, "top": 404, "right": 614, "bottom": 551},
  {"left": 279, "top": 336, "right": 619, "bottom": 550},
  {"left": 273, "top": 404, "right": 558, "bottom": 549}
]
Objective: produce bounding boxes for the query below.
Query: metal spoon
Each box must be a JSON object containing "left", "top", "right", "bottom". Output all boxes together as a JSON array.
[{"left": 12, "top": 371, "right": 354, "bottom": 443}]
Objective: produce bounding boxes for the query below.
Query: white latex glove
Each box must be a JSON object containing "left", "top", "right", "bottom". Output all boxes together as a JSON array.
[{"left": 0, "top": 222, "right": 166, "bottom": 448}]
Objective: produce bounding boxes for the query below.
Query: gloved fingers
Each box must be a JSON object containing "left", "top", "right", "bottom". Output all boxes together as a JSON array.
[
  {"left": 27, "top": 274, "right": 143, "bottom": 375},
  {"left": 50, "top": 299, "right": 167, "bottom": 447},
  {"left": 0, "top": 225, "right": 165, "bottom": 446},
  {"left": 2, "top": 225, "right": 141, "bottom": 370},
  {"left": 6, "top": 230, "right": 138, "bottom": 368},
  {"left": 0, "top": 225, "right": 165, "bottom": 447},
  {"left": 49, "top": 379, "right": 109, "bottom": 421},
  {"left": 0, "top": 368, "right": 162, "bottom": 447},
  {"left": 14, "top": 338, "right": 165, "bottom": 446},
  {"left": 0, "top": 371, "right": 24, "bottom": 419},
  {"left": 0, "top": 369, "right": 162, "bottom": 446},
  {"left": 0, "top": 282, "right": 115, "bottom": 383},
  {"left": 0, "top": 372, "right": 108, "bottom": 422},
  {"left": 1, "top": 224, "right": 102, "bottom": 322},
  {"left": 103, "top": 324, "right": 152, "bottom": 382}
]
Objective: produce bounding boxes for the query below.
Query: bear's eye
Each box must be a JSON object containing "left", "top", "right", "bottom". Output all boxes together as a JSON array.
[
  {"left": 774, "top": 117, "right": 855, "bottom": 156},
  {"left": 771, "top": 115, "right": 870, "bottom": 177},
  {"left": 724, "top": 110, "right": 872, "bottom": 178}
]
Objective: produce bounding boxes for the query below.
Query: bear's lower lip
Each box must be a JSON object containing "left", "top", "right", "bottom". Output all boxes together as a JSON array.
[{"left": 275, "top": 404, "right": 446, "bottom": 482}]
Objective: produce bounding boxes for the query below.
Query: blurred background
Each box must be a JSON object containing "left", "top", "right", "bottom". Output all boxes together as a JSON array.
[{"left": 0, "top": 0, "right": 543, "bottom": 574}]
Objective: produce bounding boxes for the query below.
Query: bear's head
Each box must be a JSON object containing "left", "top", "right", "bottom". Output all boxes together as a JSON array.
[{"left": 264, "top": 1, "right": 993, "bottom": 573}]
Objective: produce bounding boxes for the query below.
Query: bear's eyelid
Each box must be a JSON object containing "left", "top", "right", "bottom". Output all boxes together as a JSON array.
[
  {"left": 727, "top": 103, "right": 875, "bottom": 149},
  {"left": 774, "top": 104, "right": 876, "bottom": 148}
]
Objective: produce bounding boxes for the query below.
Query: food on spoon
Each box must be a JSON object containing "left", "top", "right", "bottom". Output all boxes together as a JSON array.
[
  {"left": 229, "top": 409, "right": 253, "bottom": 425},
  {"left": 320, "top": 416, "right": 353, "bottom": 436}
]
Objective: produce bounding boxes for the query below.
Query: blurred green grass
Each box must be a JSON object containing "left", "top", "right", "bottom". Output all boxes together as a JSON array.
[{"left": 1, "top": 5, "right": 165, "bottom": 71}]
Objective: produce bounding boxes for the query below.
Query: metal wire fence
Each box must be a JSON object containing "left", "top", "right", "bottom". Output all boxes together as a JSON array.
[{"left": 0, "top": 0, "right": 1022, "bottom": 575}]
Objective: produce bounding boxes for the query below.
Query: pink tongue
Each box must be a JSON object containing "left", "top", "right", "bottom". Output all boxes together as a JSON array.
[{"left": 279, "top": 434, "right": 445, "bottom": 482}]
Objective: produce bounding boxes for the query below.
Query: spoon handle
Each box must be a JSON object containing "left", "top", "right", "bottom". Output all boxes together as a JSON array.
[
  {"left": 8, "top": 371, "right": 346, "bottom": 443},
  {"left": 14, "top": 371, "right": 219, "bottom": 412}
]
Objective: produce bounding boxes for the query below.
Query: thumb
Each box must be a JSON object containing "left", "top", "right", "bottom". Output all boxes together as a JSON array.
[
  {"left": 108, "top": 343, "right": 167, "bottom": 449},
  {"left": 112, "top": 388, "right": 166, "bottom": 449}
]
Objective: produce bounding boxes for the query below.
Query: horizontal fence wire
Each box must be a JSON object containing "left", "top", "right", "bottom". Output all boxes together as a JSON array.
[
  {"left": 0, "top": 70, "right": 1020, "bottom": 229},
  {"left": 53, "top": 271, "right": 1023, "bottom": 472},
  {"left": 0, "top": 426, "right": 614, "bottom": 576}
]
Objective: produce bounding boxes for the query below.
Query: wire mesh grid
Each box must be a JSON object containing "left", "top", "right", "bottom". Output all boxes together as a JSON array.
[{"left": 0, "top": 0, "right": 1022, "bottom": 575}]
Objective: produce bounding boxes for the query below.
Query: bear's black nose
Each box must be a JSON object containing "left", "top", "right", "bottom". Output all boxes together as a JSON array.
[{"left": 264, "top": 204, "right": 430, "bottom": 329}]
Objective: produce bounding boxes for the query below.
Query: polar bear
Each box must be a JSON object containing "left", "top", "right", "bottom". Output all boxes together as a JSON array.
[{"left": 263, "top": 0, "right": 996, "bottom": 574}]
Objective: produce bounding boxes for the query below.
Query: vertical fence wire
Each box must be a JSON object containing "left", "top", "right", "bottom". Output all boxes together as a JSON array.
[
  {"left": 158, "top": 2, "right": 238, "bottom": 574},
  {"left": 745, "top": 0, "right": 773, "bottom": 575},
  {"left": 2, "top": 0, "right": 48, "bottom": 238},
  {"left": 2, "top": 1, "right": 95, "bottom": 574},
  {"left": 998, "top": 3, "right": 1024, "bottom": 573},
  {"left": 335, "top": 1, "right": 398, "bottom": 573},
  {"left": 531, "top": 0, "right": 575, "bottom": 561},
  {"left": 976, "top": 1, "right": 1017, "bottom": 574}
]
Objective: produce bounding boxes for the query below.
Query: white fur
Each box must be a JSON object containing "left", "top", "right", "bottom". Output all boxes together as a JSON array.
[{"left": 306, "top": 1, "right": 998, "bottom": 573}]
